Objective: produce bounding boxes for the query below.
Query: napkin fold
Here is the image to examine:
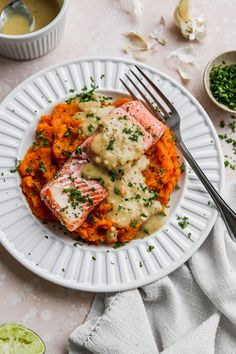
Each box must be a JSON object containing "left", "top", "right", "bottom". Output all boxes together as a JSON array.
[{"left": 68, "top": 182, "right": 236, "bottom": 354}]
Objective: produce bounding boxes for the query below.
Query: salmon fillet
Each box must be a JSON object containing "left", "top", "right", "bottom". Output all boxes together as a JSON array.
[
  {"left": 40, "top": 156, "right": 108, "bottom": 232},
  {"left": 121, "top": 100, "right": 166, "bottom": 149},
  {"left": 78, "top": 101, "right": 166, "bottom": 169}
]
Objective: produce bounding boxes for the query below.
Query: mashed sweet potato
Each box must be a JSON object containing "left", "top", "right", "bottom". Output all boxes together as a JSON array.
[{"left": 19, "top": 99, "right": 180, "bottom": 244}]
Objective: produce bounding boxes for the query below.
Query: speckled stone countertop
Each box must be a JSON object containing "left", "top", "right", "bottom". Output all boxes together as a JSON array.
[{"left": 0, "top": 0, "right": 235, "bottom": 353}]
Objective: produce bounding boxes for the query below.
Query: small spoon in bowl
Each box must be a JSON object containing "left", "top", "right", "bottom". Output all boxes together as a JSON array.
[{"left": 0, "top": 0, "right": 35, "bottom": 33}]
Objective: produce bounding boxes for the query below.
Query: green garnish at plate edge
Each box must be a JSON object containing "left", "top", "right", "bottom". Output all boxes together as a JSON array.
[
  {"left": 209, "top": 64, "right": 236, "bottom": 111},
  {"left": 0, "top": 323, "right": 45, "bottom": 354}
]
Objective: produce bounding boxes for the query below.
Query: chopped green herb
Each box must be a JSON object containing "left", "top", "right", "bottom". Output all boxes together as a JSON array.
[
  {"left": 113, "top": 187, "right": 120, "bottom": 195},
  {"left": 106, "top": 138, "right": 115, "bottom": 151},
  {"left": 177, "top": 216, "right": 189, "bottom": 229},
  {"left": 69, "top": 89, "right": 75, "bottom": 93},
  {"left": 63, "top": 186, "right": 93, "bottom": 208},
  {"left": 174, "top": 184, "right": 180, "bottom": 191},
  {"left": 158, "top": 167, "right": 165, "bottom": 176},
  {"left": 88, "top": 124, "right": 95, "bottom": 133},
  {"left": 187, "top": 233, "right": 192, "bottom": 239},
  {"left": 92, "top": 256, "right": 96, "bottom": 261},
  {"left": 130, "top": 220, "right": 138, "bottom": 228},
  {"left": 210, "top": 64, "right": 236, "bottom": 111},
  {"left": 113, "top": 242, "right": 124, "bottom": 249},
  {"left": 219, "top": 120, "right": 225, "bottom": 128},
  {"left": 10, "top": 159, "right": 21, "bottom": 173},
  {"left": 89, "top": 216, "right": 95, "bottom": 225},
  {"left": 75, "top": 147, "right": 82, "bottom": 155},
  {"left": 180, "top": 163, "right": 186, "bottom": 173},
  {"left": 64, "top": 127, "right": 72, "bottom": 137},
  {"left": 139, "top": 261, "right": 143, "bottom": 267},
  {"left": 39, "top": 160, "right": 46, "bottom": 173},
  {"left": 25, "top": 167, "right": 33, "bottom": 173},
  {"left": 147, "top": 245, "right": 155, "bottom": 252}
]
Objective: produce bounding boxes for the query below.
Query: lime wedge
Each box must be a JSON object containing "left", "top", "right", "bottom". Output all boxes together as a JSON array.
[{"left": 0, "top": 323, "right": 45, "bottom": 354}]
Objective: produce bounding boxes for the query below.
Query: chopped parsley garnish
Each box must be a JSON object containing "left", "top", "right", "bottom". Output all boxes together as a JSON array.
[
  {"left": 106, "top": 138, "right": 115, "bottom": 151},
  {"left": 122, "top": 126, "right": 144, "bottom": 142},
  {"left": 128, "top": 182, "right": 133, "bottom": 187},
  {"left": 113, "top": 242, "right": 124, "bottom": 249},
  {"left": 37, "top": 130, "right": 44, "bottom": 139},
  {"left": 62, "top": 187, "right": 94, "bottom": 208},
  {"left": 64, "top": 127, "right": 72, "bottom": 137},
  {"left": 86, "top": 112, "right": 94, "bottom": 117},
  {"left": 180, "top": 162, "right": 186, "bottom": 173},
  {"left": 158, "top": 167, "right": 165, "bottom": 176},
  {"left": 44, "top": 236, "right": 48, "bottom": 239},
  {"left": 92, "top": 256, "right": 96, "bottom": 261},
  {"left": 188, "top": 233, "right": 192, "bottom": 239},
  {"left": 174, "top": 184, "right": 180, "bottom": 191},
  {"left": 210, "top": 64, "right": 236, "bottom": 111},
  {"left": 139, "top": 261, "right": 143, "bottom": 267},
  {"left": 220, "top": 120, "right": 225, "bottom": 128},
  {"left": 73, "top": 242, "right": 83, "bottom": 247},
  {"left": 25, "top": 167, "right": 33, "bottom": 173},
  {"left": 69, "top": 89, "right": 75, "bottom": 93},
  {"left": 130, "top": 220, "right": 138, "bottom": 228},
  {"left": 113, "top": 187, "right": 120, "bottom": 195},
  {"left": 89, "top": 216, "right": 95, "bottom": 225},
  {"left": 77, "top": 128, "right": 82, "bottom": 135},
  {"left": 147, "top": 245, "right": 155, "bottom": 252},
  {"left": 88, "top": 124, "right": 95, "bottom": 133},
  {"left": 75, "top": 147, "right": 82, "bottom": 155},
  {"left": 109, "top": 169, "right": 124, "bottom": 182},
  {"left": 143, "top": 189, "right": 159, "bottom": 207},
  {"left": 177, "top": 216, "right": 189, "bottom": 229},
  {"left": 118, "top": 115, "right": 128, "bottom": 121},
  {"left": 10, "top": 159, "right": 21, "bottom": 173},
  {"left": 39, "top": 160, "right": 46, "bottom": 173},
  {"left": 66, "top": 83, "right": 98, "bottom": 104}
]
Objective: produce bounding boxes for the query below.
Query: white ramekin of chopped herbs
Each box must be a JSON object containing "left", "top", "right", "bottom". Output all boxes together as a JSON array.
[{"left": 204, "top": 50, "right": 236, "bottom": 113}]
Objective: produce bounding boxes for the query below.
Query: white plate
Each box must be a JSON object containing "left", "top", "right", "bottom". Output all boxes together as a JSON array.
[{"left": 0, "top": 57, "right": 224, "bottom": 292}]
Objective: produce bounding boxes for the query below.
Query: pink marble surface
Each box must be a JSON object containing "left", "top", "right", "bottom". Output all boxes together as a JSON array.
[{"left": 0, "top": 0, "right": 235, "bottom": 353}]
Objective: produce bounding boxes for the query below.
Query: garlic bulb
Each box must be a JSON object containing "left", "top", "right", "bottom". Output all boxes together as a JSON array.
[{"left": 174, "top": 0, "right": 207, "bottom": 41}]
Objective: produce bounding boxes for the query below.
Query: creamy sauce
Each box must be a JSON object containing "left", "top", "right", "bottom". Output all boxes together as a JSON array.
[
  {"left": 0, "top": 0, "right": 60, "bottom": 35},
  {"left": 72, "top": 98, "right": 166, "bottom": 237},
  {"left": 82, "top": 155, "right": 163, "bottom": 228},
  {"left": 136, "top": 209, "right": 168, "bottom": 239},
  {"left": 91, "top": 111, "right": 146, "bottom": 170},
  {"left": 74, "top": 101, "right": 114, "bottom": 137}
]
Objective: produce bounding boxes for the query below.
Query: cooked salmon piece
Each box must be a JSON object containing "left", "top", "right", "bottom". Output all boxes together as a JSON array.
[
  {"left": 74, "top": 101, "right": 166, "bottom": 170},
  {"left": 121, "top": 100, "right": 166, "bottom": 149},
  {"left": 40, "top": 157, "right": 108, "bottom": 232}
]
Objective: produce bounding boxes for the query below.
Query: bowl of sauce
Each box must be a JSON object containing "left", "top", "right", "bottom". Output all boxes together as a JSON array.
[{"left": 0, "top": 0, "right": 68, "bottom": 59}]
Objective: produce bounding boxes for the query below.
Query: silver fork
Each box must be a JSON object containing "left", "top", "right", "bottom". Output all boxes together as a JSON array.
[{"left": 120, "top": 65, "right": 236, "bottom": 242}]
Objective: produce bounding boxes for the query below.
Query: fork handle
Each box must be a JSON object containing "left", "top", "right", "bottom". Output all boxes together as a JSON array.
[{"left": 177, "top": 140, "right": 236, "bottom": 242}]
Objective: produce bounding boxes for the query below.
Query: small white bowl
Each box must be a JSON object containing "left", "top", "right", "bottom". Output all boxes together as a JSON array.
[
  {"left": 203, "top": 50, "right": 236, "bottom": 114},
  {"left": 0, "top": 0, "right": 69, "bottom": 60}
]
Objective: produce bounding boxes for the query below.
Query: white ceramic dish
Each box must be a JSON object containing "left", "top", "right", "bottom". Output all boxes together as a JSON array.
[
  {"left": 0, "top": 0, "right": 68, "bottom": 60},
  {"left": 0, "top": 57, "right": 224, "bottom": 292},
  {"left": 203, "top": 50, "right": 236, "bottom": 114}
]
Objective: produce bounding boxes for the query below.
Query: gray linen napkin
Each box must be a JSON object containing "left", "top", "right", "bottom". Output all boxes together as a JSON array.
[{"left": 68, "top": 182, "right": 236, "bottom": 354}]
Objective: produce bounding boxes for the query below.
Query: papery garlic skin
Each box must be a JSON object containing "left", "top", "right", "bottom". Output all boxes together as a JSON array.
[
  {"left": 167, "top": 45, "right": 199, "bottom": 80},
  {"left": 120, "top": 0, "right": 143, "bottom": 17}
]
